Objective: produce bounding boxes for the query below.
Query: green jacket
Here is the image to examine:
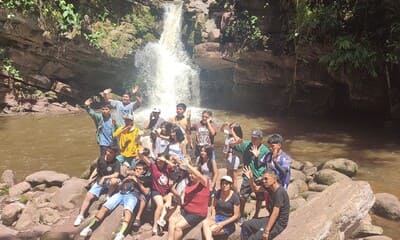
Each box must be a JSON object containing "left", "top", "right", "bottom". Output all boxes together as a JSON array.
[{"left": 235, "top": 140, "right": 269, "bottom": 179}]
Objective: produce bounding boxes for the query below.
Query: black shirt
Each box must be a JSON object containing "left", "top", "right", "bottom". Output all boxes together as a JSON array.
[
  {"left": 268, "top": 186, "right": 290, "bottom": 228},
  {"left": 96, "top": 156, "right": 120, "bottom": 181},
  {"left": 215, "top": 190, "right": 240, "bottom": 217}
]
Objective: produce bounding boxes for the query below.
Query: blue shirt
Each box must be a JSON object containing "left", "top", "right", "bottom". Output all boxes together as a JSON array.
[{"left": 98, "top": 117, "right": 114, "bottom": 147}]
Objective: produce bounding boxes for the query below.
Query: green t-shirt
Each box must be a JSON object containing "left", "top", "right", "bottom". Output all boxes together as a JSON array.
[{"left": 235, "top": 140, "right": 269, "bottom": 179}]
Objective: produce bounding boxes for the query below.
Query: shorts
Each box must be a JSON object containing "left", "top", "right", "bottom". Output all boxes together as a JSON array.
[
  {"left": 104, "top": 192, "right": 138, "bottom": 212},
  {"left": 215, "top": 214, "right": 235, "bottom": 235},
  {"left": 89, "top": 180, "right": 110, "bottom": 198},
  {"left": 240, "top": 179, "right": 264, "bottom": 200},
  {"left": 181, "top": 208, "right": 206, "bottom": 227},
  {"left": 151, "top": 190, "right": 162, "bottom": 197},
  {"left": 225, "top": 155, "right": 240, "bottom": 170}
]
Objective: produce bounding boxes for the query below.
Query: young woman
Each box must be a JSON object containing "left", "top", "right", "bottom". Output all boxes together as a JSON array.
[
  {"left": 202, "top": 176, "right": 240, "bottom": 240},
  {"left": 168, "top": 158, "right": 210, "bottom": 240},
  {"left": 195, "top": 145, "right": 219, "bottom": 193},
  {"left": 168, "top": 125, "right": 186, "bottom": 159},
  {"left": 153, "top": 121, "right": 172, "bottom": 156},
  {"left": 140, "top": 151, "right": 174, "bottom": 236},
  {"left": 220, "top": 122, "right": 243, "bottom": 191}
]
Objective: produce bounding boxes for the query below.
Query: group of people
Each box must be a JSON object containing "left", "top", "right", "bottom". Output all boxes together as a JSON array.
[{"left": 73, "top": 87, "right": 291, "bottom": 240}]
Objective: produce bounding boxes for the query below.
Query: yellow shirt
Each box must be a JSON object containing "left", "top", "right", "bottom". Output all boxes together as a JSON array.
[{"left": 113, "top": 125, "right": 142, "bottom": 158}]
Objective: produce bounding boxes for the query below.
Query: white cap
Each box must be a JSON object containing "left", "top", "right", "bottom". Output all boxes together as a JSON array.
[
  {"left": 123, "top": 114, "right": 134, "bottom": 121},
  {"left": 152, "top": 107, "right": 161, "bottom": 113},
  {"left": 220, "top": 175, "right": 233, "bottom": 183}
]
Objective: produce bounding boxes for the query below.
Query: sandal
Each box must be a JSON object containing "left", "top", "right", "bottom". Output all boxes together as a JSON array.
[{"left": 132, "top": 219, "right": 141, "bottom": 228}]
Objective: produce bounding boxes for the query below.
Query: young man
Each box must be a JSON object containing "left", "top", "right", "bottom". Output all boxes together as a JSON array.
[
  {"left": 241, "top": 169, "right": 290, "bottom": 240},
  {"left": 113, "top": 114, "right": 143, "bottom": 170},
  {"left": 191, "top": 110, "right": 217, "bottom": 158},
  {"left": 262, "top": 134, "right": 291, "bottom": 189},
  {"left": 232, "top": 130, "right": 269, "bottom": 221},
  {"left": 169, "top": 103, "right": 191, "bottom": 149},
  {"left": 101, "top": 86, "right": 142, "bottom": 126},
  {"left": 74, "top": 146, "right": 121, "bottom": 226},
  {"left": 80, "top": 161, "right": 151, "bottom": 240},
  {"left": 145, "top": 107, "right": 165, "bottom": 131},
  {"left": 84, "top": 98, "right": 118, "bottom": 157}
]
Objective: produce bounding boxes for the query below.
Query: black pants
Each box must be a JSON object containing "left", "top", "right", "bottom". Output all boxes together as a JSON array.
[{"left": 241, "top": 217, "right": 285, "bottom": 240}]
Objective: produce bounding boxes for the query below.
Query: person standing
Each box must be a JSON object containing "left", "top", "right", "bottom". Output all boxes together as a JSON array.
[
  {"left": 241, "top": 169, "right": 290, "bottom": 240},
  {"left": 191, "top": 110, "right": 217, "bottom": 159},
  {"left": 84, "top": 98, "right": 118, "bottom": 157},
  {"left": 233, "top": 129, "right": 269, "bottom": 221},
  {"left": 101, "top": 86, "right": 142, "bottom": 126},
  {"left": 169, "top": 103, "right": 191, "bottom": 149},
  {"left": 262, "top": 134, "right": 291, "bottom": 189}
]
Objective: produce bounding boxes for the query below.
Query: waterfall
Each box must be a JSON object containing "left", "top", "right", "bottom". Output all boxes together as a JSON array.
[{"left": 135, "top": 2, "right": 200, "bottom": 110}]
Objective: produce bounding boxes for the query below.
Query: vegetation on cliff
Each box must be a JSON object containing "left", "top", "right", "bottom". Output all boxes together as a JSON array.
[{"left": 0, "top": 0, "right": 160, "bottom": 58}]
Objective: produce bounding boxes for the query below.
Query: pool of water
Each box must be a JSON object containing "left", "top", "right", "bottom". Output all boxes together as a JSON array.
[{"left": 0, "top": 109, "right": 399, "bottom": 237}]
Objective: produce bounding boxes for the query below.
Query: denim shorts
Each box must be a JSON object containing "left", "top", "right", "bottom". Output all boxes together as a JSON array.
[
  {"left": 104, "top": 192, "right": 138, "bottom": 212},
  {"left": 215, "top": 214, "right": 236, "bottom": 235},
  {"left": 89, "top": 180, "right": 110, "bottom": 198}
]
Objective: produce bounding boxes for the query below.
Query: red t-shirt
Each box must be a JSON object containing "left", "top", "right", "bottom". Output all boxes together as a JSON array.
[
  {"left": 150, "top": 163, "right": 171, "bottom": 196},
  {"left": 183, "top": 180, "right": 210, "bottom": 217}
]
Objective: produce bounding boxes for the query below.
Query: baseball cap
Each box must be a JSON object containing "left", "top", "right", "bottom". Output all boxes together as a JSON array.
[
  {"left": 220, "top": 175, "right": 233, "bottom": 183},
  {"left": 251, "top": 129, "right": 263, "bottom": 138},
  {"left": 152, "top": 107, "right": 161, "bottom": 113}
]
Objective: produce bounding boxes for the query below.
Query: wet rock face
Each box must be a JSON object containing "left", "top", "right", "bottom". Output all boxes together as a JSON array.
[{"left": 0, "top": 10, "right": 135, "bottom": 113}]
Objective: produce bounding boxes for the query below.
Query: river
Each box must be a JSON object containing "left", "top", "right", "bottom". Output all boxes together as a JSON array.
[{"left": 0, "top": 109, "right": 399, "bottom": 237}]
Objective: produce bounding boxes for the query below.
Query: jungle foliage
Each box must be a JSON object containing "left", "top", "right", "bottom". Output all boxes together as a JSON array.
[{"left": 0, "top": 0, "right": 159, "bottom": 58}]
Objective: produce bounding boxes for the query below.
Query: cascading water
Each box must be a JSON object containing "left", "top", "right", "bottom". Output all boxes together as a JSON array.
[{"left": 135, "top": 2, "right": 200, "bottom": 110}]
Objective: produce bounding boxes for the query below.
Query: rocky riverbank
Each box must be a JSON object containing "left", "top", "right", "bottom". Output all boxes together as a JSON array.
[{"left": 0, "top": 158, "right": 399, "bottom": 240}]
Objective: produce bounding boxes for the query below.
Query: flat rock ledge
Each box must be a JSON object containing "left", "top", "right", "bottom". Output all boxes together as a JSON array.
[{"left": 276, "top": 180, "right": 375, "bottom": 240}]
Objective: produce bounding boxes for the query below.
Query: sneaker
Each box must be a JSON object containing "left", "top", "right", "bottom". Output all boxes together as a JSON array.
[
  {"left": 114, "top": 232, "right": 124, "bottom": 240},
  {"left": 132, "top": 219, "right": 141, "bottom": 228},
  {"left": 73, "top": 215, "right": 84, "bottom": 226},
  {"left": 80, "top": 226, "right": 93, "bottom": 237},
  {"left": 157, "top": 218, "right": 166, "bottom": 227}
]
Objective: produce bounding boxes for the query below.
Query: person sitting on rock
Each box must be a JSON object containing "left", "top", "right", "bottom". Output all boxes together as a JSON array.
[
  {"left": 190, "top": 110, "right": 217, "bottom": 159},
  {"left": 241, "top": 168, "right": 290, "bottom": 240},
  {"left": 195, "top": 145, "right": 219, "bottom": 197},
  {"left": 168, "top": 157, "right": 210, "bottom": 240},
  {"left": 202, "top": 175, "right": 240, "bottom": 240},
  {"left": 113, "top": 113, "right": 143, "bottom": 173},
  {"left": 84, "top": 98, "right": 119, "bottom": 157},
  {"left": 101, "top": 86, "right": 142, "bottom": 126},
  {"left": 140, "top": 151, "right": 174, "bottom": 236},
  {"left": 262, "top": 134, "right": 291, "bottom": 189},
  {"left": 74, "top": 146, "right": 121, "bottom": 226},
  {"left": 231, "top": 129, "right": 269, "bottom": 221},
  {"left": 80, "top": 161, "right": 151, "bottom": 240}
]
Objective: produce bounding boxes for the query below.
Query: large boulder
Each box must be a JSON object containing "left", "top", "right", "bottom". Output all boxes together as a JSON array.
[
  {"left": 1, "top": 169, "right": 16, "bottom": 187},
  {"left": 90, "top": 205, "right": 124, "bottom": 239},
  {"left": 287, "top": 179, "right": 308, "bottom": 199},
  {"left": 0, "top": 224, "right": 20, "bottom": 240},
  {"left": 1, "top": 202, "right": 25, "bottom": 226},
  {"left": 53, "top": 177, "right": 87, "bottom": 210},
  {"left": 290, "top": 169, "right": 306, "bottom": 182},
  {"left": 275, "top": 181, "right": 375, "bottom": 240},
  {"left": 25, "top": 170, "right": 70, "bottom": 187},
  {"left": 320, "top": 158, "right": 358, "bottom": 177},
  {"left": 372, "top": 193, "right": 400, "bottom": 221},
  {"left": 8, "top": 181, "right": 31, "bottom": 197},
  {"left": 351, "top": 223, "right": 383, "bottom": 238},
  {"left": 14, "top": 201, "right": 40, "bottom": 230},
  {"left": 314, "top": 169, "right": 351, "bottom": 185}
]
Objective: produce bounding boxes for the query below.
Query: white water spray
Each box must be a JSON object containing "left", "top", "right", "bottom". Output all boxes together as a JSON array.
[{"left": 135, "top": 2, "right": 200, "bottom": 111}]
